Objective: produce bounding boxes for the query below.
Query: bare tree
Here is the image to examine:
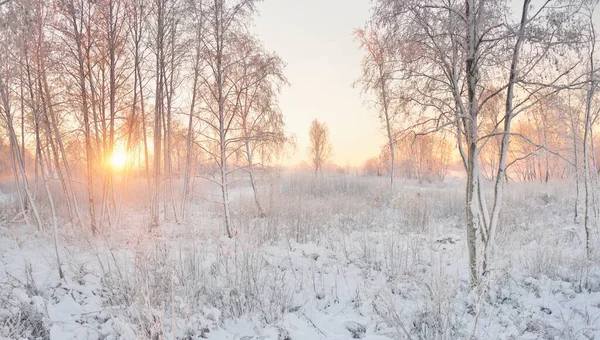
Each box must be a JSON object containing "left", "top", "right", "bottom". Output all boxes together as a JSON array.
[
  {"left": 356, "top": 28, "right": 399, "bottom": 189},
  {"left": 194, "top": 0, "right": 260, "bottom": 238},
  {"left": 55, "top": 0, "right": 99, "bottom": 233},
  {"left": 0, "top": 75, "right": 42, "bottom": 231},
  {"left": 370, "top": 0, "right": 586, "bottom": 285},
  {"left": 0, "top": 3, "right": 42, "bottom": 231},
  {"left": 1, "top": 1, "right": 63, "bottom": 278},
  {"left": 150, "top": 0, "right": 184, "bottom": 228},
  {"left": 581, "top": 0, "right": 598, "bottom": 258},
  {"left": 0, "top": 0, "right": 286, "bottom": 244},
  {"left": 180, "top": 0, "right": 205, "bottom": 221},
  {"left": 234, "top": 35, "right": 287, "bottom": 216},
  {"left": 308, "top": 119, "right": 331, "bottom": 175}
]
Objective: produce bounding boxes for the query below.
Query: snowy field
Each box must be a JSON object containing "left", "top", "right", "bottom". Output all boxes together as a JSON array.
[{"left": 0, "top": 174, "right": 599, "bottom": 340}]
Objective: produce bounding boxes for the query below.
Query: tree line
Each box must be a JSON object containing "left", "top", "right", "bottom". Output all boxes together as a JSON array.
[{"left": 0, "top": 0, "right": 290, "bottom": 239}]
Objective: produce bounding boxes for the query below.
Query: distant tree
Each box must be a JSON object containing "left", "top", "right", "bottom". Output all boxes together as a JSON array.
[
  {"left": 308, "top": 119, "right": 331, "bottom": 175},
  {"left": 409, "top": 135, "right": 451, "bottom": 183},
  {"left": 362, "top": 157, "right": 383, "bottom": 176}
]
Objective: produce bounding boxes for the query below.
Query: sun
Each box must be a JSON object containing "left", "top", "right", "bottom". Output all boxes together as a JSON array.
[{"left": 109, "top": 149, "right": 128, "bottom": 170}]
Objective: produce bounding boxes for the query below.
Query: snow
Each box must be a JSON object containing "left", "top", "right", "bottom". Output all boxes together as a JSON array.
[
  {"left": 0, "top": 189, "right": 9, "bottom": 205},
  {"left": 0, "top": 177, "right": 599, "bottom": 339}
]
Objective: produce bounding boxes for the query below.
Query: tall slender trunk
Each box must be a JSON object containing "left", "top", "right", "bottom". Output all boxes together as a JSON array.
[
  {"left": 34, "top": 70, "right": 77, "bottom": 225},
  {"left": 570, "top": 95, "right": 580, "bottom": 221},
  {"left": 151, "top": 0, "right": 165, "bottom": 229},
  {"left": 248, "top": 165, "right": 265, "bottom": 217},
  {"left": 116, "top": 3, "right": 143, "bottom": 227},
  {"left": 589, "top": 126, "right": 599, "bottom": 220},
  {"left": 39, "top": 62, "right": 83, "bottom": 226},
  {"left": 583, "top": 51, "right": 596, "bottom": 259},
  {"left": 380, "top": 70, "right": 394, "bottom": 189},
  {"left": 104, "top": 0, "right": 119, "bottom": 227},
  {"left": 1, "top": 75, "right": 42, "bottom": 231},
  {"left": 164, "top": 19, "right": 178, "bottom": 223},
  {"left": 131, "top": 2, "right": 150, "bottom": 189},
  {"left": 465, "top": 0, "right": 480, "bottom": 286},
  {"left": 542, "top": 112, "right": 550, "bottom": 183},
  {"left": 182, "top": 52, "right": 200, "bottom": 220},
  {"left": 484, "top": 0, "right": 530, "bottom": 275},
  {"left": 213, "top": 0, "right": 233, "bottom": 238},
  {"left": 140, "top": 75, "right": 150, "bottom": 189},
  {"left": 218, "top": 72, "right": 232, "bottom": 237},
  {"left": 19, "top": 74, "right": 28, "bottom": 212},
  {"left": 67, "top": 1, "right": 98, "bottom": 233},
  {"left": 7, "top": 126, "right": 28, "bottom": 227},
  {"left": 85, "top": 13, "right": 102, "bottom": 166},
  {"left": 25, "top": 43, "right": 80, "bottom": 225},
  {"left": 38, "top": 131, "right": 63, "bottom": 279},
  {"left": 244, "top": 135, "right": 265, "bottom": 217}
]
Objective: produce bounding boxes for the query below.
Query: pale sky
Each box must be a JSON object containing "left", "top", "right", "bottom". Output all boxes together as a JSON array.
[{"left": 252, "top": 0, "right": 384, "bottom": 166}]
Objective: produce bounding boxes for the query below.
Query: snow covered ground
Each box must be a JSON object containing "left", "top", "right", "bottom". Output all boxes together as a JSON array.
[{"left": 1, "top": 175, "right": 599, "bottom": 339}]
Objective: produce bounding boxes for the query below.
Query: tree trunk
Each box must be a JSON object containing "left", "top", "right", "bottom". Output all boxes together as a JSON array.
[
  {"left": 484, "top": 0, "right": 530, "bottom": 275},
  {"left": 570, "top": 95, "right": 580, "bottom": 221},
  {"left": 1, "top": 75, "right": 42, "bottom": 231},
  {"left": 381, "top": 74, "right": 395, "bottom": 189},
  {"left": 38, "top": 134, "right": 64, "bottom": 279},
  {"left": 182, "top": 52, "right": 200, "bottom": 221},
  {"left": 244, "top": 137, "right": 265, "bottom": 217},
  {"left": 465, "top": 0, "right": 480, "bottom": 286},
  {"left": 583, "top": 56, "right": 595, "bottom": 259},
  {"left": 67, "top": 2, "right": 98, "bottom": 233},
  {"left": 151, "top": 0, "right": 165, "bottom": 230}
]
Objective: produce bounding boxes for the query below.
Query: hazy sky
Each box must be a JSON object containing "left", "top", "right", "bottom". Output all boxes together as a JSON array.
[{"left": 252, "top": 0, "right": 383, "bottom": 166}]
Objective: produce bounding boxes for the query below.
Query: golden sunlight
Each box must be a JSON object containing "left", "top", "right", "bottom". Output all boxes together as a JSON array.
[{"left": 109, "top": 149, "right": 128, "bottom": 170}]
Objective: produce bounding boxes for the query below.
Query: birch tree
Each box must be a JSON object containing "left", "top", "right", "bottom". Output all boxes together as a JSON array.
[
  {"left": 581, "top": 0, "right": 598, "bottom": 258},
  {"left": 356, "top": 28, "right": 400, "bottom": 189},
  {"left": 235, "top": 35, "right": 287, "bottom": 216},
  {"left": 195, "top": 0, "right": 259, "bottom": 238},
  {"left": 0, "top": 2, "right": 43, "bottom": 231},
  {"left": 308, "top": 119, "right": 331, "bottom": 176},
  {"left": 370, "top": 0, "right": 586, "bottom": 285},
  {"left": 55, "top": 0, "right": 100, "bottom": 233},
  {"left": 181, "top": 0, "right": 204, "bottom": 221},
  {"left": 150, "top": 0, "right": 185, "bottom": 228}
]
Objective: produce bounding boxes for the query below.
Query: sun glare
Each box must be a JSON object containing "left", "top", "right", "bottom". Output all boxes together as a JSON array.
[{"left": 109, "top": 150, "right": 128, "bottom": 170}]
